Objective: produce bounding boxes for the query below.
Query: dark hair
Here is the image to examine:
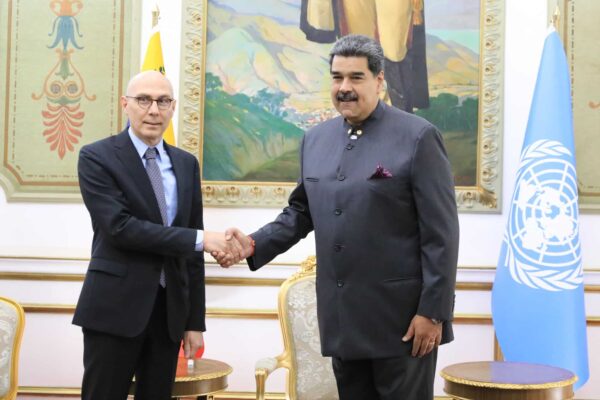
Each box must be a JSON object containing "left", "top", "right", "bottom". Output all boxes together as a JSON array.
[{"left": 329, "top": 34, "right": 384, "bottom": 75}]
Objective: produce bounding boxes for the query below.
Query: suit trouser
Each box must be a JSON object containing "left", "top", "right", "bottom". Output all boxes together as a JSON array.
[
  {"left": 332, "top": 349, "right": 437, "bottom": 400},
  {"left": 81, "top": 286, "right": 180, "bottom": 400}
]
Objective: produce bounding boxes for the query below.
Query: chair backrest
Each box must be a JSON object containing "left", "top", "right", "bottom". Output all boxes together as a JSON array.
[
  {"left": 0, "top": 297, "right": 25, "bottom": 400},
  {"left": 278, "top": 256, "right": 338, "bottom": 400}
]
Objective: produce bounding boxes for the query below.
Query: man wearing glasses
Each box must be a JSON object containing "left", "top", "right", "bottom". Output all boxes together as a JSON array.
[{"left": 73, "top": 71, "right": 240, "bottom": 399}]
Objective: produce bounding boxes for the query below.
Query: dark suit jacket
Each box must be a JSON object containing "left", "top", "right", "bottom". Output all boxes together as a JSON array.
[
  {"left": 249, "top": 102, "right": 459, "bottom": 360},
  {"left": 73, "top": 130, "right": 205, "bottom": 342}
]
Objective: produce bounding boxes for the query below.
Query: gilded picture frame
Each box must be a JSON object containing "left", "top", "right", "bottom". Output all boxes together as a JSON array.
[
  {"left": 0, "top": 0, "right": 140, "bottom": 202},
  {"left": 550, "top": 0, "right": 600, "bottom": 211},
  {"left": 179, "top": 0, "right": 504, "bottom": 211}
]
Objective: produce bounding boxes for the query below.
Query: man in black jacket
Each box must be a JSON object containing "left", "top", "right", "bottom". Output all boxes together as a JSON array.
[
  {"left": 220, "top": 35, "right": 458, "bottom": 400},
  {"left": 74, "top": 71, "right": 239, "bottom": 400}
]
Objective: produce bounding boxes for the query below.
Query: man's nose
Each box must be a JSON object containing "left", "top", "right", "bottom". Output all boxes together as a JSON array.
[
  {"left": 339, "top": 77, "right": 353, "bottom": 92},
  {"left": 147, "top": 100, "right": 160, "bottom": 114}
]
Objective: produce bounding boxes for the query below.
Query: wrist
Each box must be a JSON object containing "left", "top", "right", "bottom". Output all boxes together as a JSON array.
[
  {"left": 248, "top": 237, "right": 256, "bottom": 257},
  {"left": 430, "top": 318, "right": 443, "bottom": 325}
]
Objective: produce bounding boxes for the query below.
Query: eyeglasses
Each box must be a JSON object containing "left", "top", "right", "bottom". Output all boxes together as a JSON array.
[{"left": 126, "top": 95, "right": 174, "bottom": 110}]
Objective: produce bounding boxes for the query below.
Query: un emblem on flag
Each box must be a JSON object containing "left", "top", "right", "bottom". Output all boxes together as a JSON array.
[{"left": 504, "top": 140, "right": 583, "bottom": 291}]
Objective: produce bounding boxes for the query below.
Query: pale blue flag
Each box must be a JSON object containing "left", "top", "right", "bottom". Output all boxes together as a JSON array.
[{"left": 492, "top": 28, "right": 589, "bottom": 389}]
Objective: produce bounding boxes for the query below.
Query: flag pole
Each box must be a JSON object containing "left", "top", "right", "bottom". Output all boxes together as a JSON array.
[
  {"left": 142, "top": 3, "right": 176, "bottom": 145},
  {"left": 152, "top": 5, "right": 160, "bottom": 29},
  {"left": 551, "top": 3, "right": 560, "bottom": 30}
]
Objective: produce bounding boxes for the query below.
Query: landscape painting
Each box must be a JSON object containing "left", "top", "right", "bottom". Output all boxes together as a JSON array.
[
  {"left": 186, "top": 0, "right": 503, "bottom": 210},
  {"left": 416, "top": 1, "right": 480, "bottom": 186},
  {"left": 202, "top": 0, "right": 479, "bottom": 185}
]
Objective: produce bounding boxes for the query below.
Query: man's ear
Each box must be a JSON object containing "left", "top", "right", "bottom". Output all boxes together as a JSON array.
[
  {"left": 120, "top": 95, "right": 128, "bottom": 111},
  {"left": 376, "top": 71, "right": 385, "bottom": 92}
]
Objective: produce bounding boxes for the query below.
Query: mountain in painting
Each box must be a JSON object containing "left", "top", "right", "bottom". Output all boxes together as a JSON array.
[
  {"left": 202, "top": 1, "right": 480, "bottom": 182},
  {"left": 206, "top": 1, "right": 479, "bottom": 105},
  {"left": 206, "top": 3, "right": 332, "bottom": 112},
  {"left": 202, "top": 84, "right": 303, "bottom": 182}
]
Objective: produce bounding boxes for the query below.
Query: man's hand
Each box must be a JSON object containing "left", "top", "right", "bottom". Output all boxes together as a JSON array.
[
  {"left": 402, "top": 315, "right": 442, "bottom": 357},
  {"left": 183, "top": 330, "right": 204, "bottom": 359},
  {"left": 204, "top": 230, "right": 242, "bottom": 265},
  {"left": 212, "top": 227, "right": 254, "bottom": 268}
]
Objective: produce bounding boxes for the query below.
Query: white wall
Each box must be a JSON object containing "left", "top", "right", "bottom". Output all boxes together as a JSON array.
[{"left": 1, "top": 0, "right": 599, "bottom": 398}]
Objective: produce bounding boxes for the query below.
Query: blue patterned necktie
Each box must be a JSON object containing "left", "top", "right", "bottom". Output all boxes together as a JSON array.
[{"left": 144, "top": 147, "right": 167, "bottom": 287}]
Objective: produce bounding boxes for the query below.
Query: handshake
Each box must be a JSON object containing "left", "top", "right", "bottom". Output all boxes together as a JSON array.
[{"left": 204, "top": 228, "right": 253, "bottom": 268}]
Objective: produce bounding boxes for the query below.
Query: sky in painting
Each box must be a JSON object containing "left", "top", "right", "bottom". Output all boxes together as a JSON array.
[
  {"left": 425, "top": 0, "right": 480, "bottom": 30},
  {"left": 210, "top": 0, "right": 300, "bottom": 25},
  {"left": 425, "top": 0, "right": 480, "bottom": 53},
  {"left": 210, "top": 0, "right": 480, "bottom": 52},
  {"left": 211, "top": 0, "right": 479, "bottom": 29}
]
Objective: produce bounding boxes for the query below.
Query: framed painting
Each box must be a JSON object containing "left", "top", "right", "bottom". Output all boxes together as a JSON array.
[
  {"left": 179, "top": 0, "right": 504, "bottom": 211},
  {"left": 0, "top": 0, "right": 140, "bottom": 201},
  {"left": 551, "top": 0, "right": 600, "bottom": 211}
]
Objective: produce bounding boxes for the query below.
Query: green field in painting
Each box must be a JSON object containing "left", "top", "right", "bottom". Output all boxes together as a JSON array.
[
  {"left": 416, "top": 93, "right": 478, "bottom": 186},
  {"left": 202, "top": 83, "right": 303, "bottom": 182},
  {"left": 442, "top": 131, "right": 477, "bottom": 186},
  {"left": 242, "top": 150, "right": 300, "bottom": 181}
]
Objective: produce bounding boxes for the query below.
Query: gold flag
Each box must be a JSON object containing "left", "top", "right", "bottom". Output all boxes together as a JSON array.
[{"left": 141, "top": 26, "right": 175, "bottom": 145}]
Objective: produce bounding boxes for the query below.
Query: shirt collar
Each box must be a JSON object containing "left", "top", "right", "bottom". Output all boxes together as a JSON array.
[
  {"left": 342, "top": 100, "right": 386, "bottom": 130},
  {"left": 128, "top": 127, "right": 166, "bottom": 160},
  {"left": 369, "top": 100, "right": 385, "bottom": 120}
]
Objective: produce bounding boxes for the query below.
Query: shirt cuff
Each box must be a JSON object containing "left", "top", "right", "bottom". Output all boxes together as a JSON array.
[{"left": 195, "top": 230, "right": 204, "bottom": 252}]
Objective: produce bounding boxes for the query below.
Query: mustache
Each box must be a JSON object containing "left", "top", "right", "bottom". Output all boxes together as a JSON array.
[{"left": 336, "top": 92, "right": 358, "bottom": 102}]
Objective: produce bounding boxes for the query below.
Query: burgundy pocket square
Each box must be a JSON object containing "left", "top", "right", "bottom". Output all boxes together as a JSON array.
[{"left": 369, "top": 164, "right": 393, "bottom": 179}]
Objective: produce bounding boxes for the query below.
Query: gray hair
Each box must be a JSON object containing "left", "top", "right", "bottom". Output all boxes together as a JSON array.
[{"left": 329, "top": 34, "right": 385, "bottom": 76}]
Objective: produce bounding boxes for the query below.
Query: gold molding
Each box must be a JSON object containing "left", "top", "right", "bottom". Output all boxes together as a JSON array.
[
  {"left": 4, "top": 272, "right": 600, "bottom": 293},
  {"left": 1, "top": 255, "right": 600, "bottom": 272},
  {"left": 177, "top": 0, "right": 505, "bottom": 211},
  {"left": 457, "top": 282, "right": 492, "bottom": 291},
  {"left": 22, "top": 304, "right": 75, "bottom": 314},
  {"left": 454, "top": 314, "right": 493, "bottom": 325},
  {"left": 0, "top": 272, "right": 84, "bottom": 281},
  {"left": 16, "top": 387, "right": 454, "bottom": 399},
  {"left": 0, "top": 255, "right": 89, "bottom": 261},
  {"left": 207, "top": 308, "right": 278, "bottom": 320},
  {"left": 0, "top": 271, "right": 285, "bottom": 286},
  {"left": 207, "top": 277, "right": 284, "bottom": 287},
  {"left": 20, "top": 304, "right": 279, "bottom": 319},
  {"left": 19, "top": 305, "right": 600, "bottom": 326},
  {"left": 18, "top": 387, "right": 81, "bottom": 396}
]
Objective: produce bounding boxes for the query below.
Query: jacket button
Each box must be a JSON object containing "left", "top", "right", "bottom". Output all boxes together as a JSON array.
[
  {"left": 346, "top": 144, "right": 354, "bottom": 150},
  {"left": 337, "top": 280, "right": 344, "bottom": 288},
  {"left": 334, "top": 208, "right": 342, "bottom": 216},
  {"left": 334, "top": 244, "right": 342, "bottom": 252},
  {"left": 338, "top": 174, "right": 345, "bottom": 181}
]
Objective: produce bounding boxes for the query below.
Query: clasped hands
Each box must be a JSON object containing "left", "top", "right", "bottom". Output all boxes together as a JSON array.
[{"left": 204, "top": 228, "right": 253, "bottom": 268}]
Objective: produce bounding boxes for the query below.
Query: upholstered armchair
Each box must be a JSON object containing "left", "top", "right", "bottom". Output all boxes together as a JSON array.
[
  {"left": 255, "top": 256, "right": 339, "bottom": 400},
  {"left": 0, "top": 296, "right": 25, "bottom": 400}
]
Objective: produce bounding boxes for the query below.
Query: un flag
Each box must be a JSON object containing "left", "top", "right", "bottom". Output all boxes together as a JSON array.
[{"left": 491, "top": 29, "right": 589, "bottom": 389}]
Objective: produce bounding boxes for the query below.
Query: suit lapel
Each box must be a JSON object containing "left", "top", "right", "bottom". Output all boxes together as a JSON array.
[
  {"left": 165, "top": 142, "right": 187, "bottom": 227},
  {"left": 114, "top": 130, "right": 163, "bottom": 224}
]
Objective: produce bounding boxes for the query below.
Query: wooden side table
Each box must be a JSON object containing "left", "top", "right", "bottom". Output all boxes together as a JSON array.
[
  {"left": 130, "top": 358, "right": 233, "bottom": 399},
  {"left": 440, "top": 361, "right": 577, "bottom": 400}
]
